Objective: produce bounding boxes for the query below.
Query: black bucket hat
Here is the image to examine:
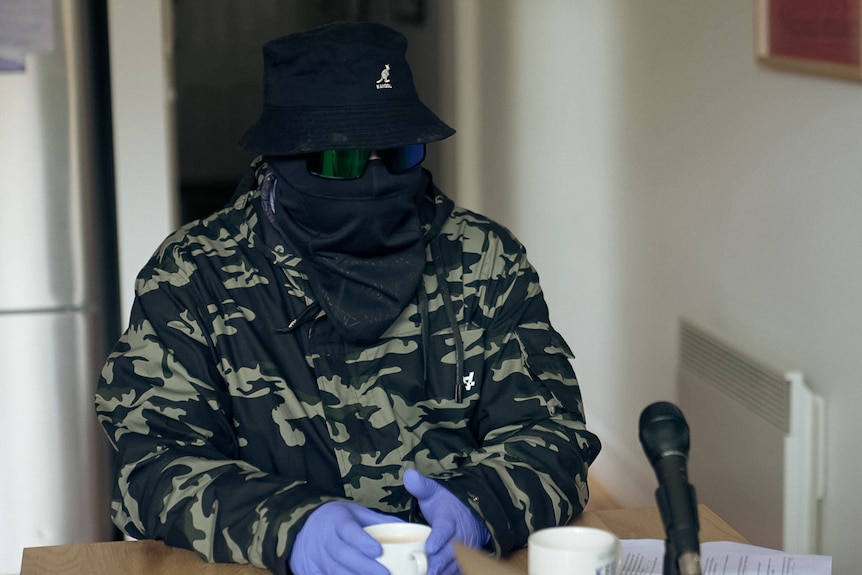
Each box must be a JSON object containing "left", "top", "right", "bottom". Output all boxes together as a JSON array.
[{"left": 239, "top": 22, "right": 455, "bottom": 156}]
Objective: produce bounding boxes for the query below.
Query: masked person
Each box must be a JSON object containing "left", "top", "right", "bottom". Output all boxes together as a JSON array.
[{"left": 95, "top": 21, "right": 601, "bottom": 575}]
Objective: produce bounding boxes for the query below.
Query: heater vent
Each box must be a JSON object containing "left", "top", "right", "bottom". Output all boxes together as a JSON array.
[
  {"left": 677, "top": 319, "right": 824, "bottom": 555},
  {"left": 679, "top": 320, "right": 789, "bottom": 432}
]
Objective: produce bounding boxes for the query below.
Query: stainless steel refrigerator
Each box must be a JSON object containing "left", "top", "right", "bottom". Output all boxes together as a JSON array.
[{"left": 0, "top": 1, "right": 118, "bottom": 572}]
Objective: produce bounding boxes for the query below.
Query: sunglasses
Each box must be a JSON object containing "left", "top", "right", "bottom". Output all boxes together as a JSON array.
[{"left": 307, "top": 144, "right": 426, "bottom": 179}]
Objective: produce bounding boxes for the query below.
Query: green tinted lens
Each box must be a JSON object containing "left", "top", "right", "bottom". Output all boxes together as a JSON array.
[
  {"left": 309, "top": 149, "right": 371, "bottom": 179},
  {"left": 308, "top": 145, "right": 425, "bottom": 179}
]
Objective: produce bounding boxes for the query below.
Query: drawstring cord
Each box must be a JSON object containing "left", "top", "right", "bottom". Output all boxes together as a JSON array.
[
  {"left": 276, "top": 302, "right": 321, "bottom": 333},
  {"left": 418, "top": 287, "right": 430, "bottom": 390},
  {"left": 431, "top": 235, "right": 465, "bottom": 402}
]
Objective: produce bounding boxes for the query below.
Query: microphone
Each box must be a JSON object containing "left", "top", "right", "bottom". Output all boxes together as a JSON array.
[{"left": 639, "top": 401, "right": 702, "bottom": 575}]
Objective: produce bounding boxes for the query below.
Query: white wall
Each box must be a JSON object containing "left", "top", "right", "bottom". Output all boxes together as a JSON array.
[{"left": 459, "top": 1, "right": 860, "bottom": 571}]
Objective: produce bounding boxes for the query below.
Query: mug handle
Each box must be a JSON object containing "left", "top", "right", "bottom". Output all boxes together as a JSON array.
[{"left": 412, "top": 550, "right": 428, "bottom": 575}]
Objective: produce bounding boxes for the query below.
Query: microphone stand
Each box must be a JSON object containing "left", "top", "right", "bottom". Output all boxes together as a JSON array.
[{"left": 655, "top": 479, "right": 702, "bottom": 575}]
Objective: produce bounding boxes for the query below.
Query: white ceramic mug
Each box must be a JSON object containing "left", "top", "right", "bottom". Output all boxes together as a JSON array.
[
  {"left": 528, "top": 526, "right": 622, "bottom": 575},
  {"left": 364, "top": 522, "right": 431, "bottom": 575}
]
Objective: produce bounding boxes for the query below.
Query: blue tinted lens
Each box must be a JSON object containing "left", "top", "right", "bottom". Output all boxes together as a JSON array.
[{"left": 380, "top": 144, "right": 426, "bottom": 173}]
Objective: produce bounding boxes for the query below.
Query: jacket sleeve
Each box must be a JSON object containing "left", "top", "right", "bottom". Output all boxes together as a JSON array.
[
  {"left": 94, "top": 252, "right": 335, "bottom": 575},
  {"left": 432, "top": 220, "right": 602, "bottom": 555}
]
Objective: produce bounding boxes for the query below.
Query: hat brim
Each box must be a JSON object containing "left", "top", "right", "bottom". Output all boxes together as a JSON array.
[{"left": 239, "top": 102, "right": 455, "bottom": 155}]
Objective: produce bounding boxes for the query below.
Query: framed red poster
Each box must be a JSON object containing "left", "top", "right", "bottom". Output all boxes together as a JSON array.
[{"left": 756, "top": 0, "right": 862, "bottom": 80}]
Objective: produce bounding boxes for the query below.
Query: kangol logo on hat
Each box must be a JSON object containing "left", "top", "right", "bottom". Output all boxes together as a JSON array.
[
  {"left": 239, "top": 21, "right": 454, "bottom": 155},
  {"left": 376, "top": 64, "right": 393, "bottom": 89}
]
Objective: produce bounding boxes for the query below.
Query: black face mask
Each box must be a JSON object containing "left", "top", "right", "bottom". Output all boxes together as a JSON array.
[{"left": 269, "top": 156, "right": 429, "bottom": 343}]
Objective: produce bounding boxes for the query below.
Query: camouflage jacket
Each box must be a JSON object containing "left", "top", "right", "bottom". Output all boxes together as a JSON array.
[{"left": 94, "top": 162, "right": 601, "bottom": 575}]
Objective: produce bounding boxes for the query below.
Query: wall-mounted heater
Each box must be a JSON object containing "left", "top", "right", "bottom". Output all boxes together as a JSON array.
[{"left": 676, "top": 319, "right": 825, "bottom": 554}]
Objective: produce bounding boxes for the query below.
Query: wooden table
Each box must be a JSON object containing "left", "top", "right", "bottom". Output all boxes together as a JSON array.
[
  {"left": 20, "top": 505, "right": 746, "bottom": 575},
  {"left": 505, "top": 504, "right": 747, "bottom": 573}
]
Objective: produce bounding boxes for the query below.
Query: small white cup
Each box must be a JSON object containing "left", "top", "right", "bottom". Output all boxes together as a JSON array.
[
  {"left": 528, "top": 526, "right": 622, "bottom": 575},
  {"left": 364, "top": 522, "right": 431, "bottom": 575}
]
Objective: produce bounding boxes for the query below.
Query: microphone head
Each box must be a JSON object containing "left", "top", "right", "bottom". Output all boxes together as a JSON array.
[{"left": 639, "top": 401, "right": 691, "bottom": 463}]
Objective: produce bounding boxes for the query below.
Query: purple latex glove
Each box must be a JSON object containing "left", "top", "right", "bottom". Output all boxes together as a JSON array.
[
  {"left": 403, "top": 469, "right": 491, "bottom": 575},
  {"left": 288, "top": 500, "right": 399, "bottom": 575}
]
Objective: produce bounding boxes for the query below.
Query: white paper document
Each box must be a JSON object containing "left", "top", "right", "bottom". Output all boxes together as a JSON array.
[{"left": 621, "top": 539, "right": 831, "bottom": 575}]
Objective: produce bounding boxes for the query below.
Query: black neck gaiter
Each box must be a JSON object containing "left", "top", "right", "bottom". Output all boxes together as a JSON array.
[{"left": 269, "top": 156, "right": 429, "bottom": 343}]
